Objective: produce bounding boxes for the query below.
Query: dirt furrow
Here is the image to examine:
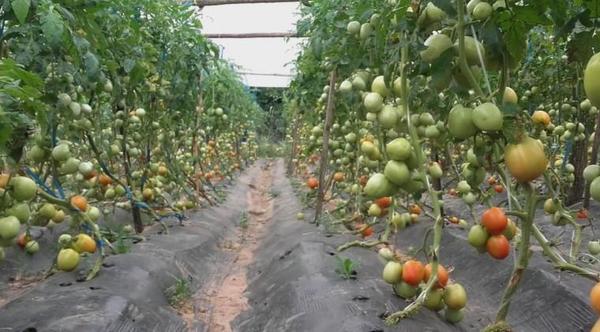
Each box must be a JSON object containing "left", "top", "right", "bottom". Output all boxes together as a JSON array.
[{"left": 184, "top": 161, "right": 274, "bottom": 332}]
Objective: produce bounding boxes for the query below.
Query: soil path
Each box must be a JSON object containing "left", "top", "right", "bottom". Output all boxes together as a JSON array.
[{"left": 183, "top": 160, "right": 274, "bottom": 332}]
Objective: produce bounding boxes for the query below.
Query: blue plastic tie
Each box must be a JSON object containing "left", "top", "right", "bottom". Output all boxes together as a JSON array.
[{"left": 24, "top": 167, "right": 57, "bottom": 198}]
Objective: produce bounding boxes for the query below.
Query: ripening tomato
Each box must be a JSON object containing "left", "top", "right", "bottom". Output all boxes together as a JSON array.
[
  {"left": 590, "top": 282, "right": 600, "bottom": 314},
  {"left": 57, "top": 248, "right": 80, "bottom": 272},
  {"left": 17, "top": 233, "right": 30, "bottom": 249},
  {"left": 355, "top": 224, "right": 373, "bottom": 237},
  {"left": 333, "top": 172, "right": 345, "bottom": 182},
  {"left": 487, "top": 176, "right": 497, "bottom": 185},
  {"left": 98, "top": 174, "right": 113, "bottom": 186},
  {"left": 73, "top": 234, "right": 96, "bottom": 253},
  {"left": 592, "top": 318, "right": 600, "bottom": 332},
  {"left": 402, "top": 260, "right": 425, "bottom": 286},
  {"left": 375, "top": 196, "right": 392, "bottom": 209},
  {"left": 486, "top": 235, "right": 510, "bottom": 259},
  {"left": 577, "top": 209, "right": 589, "bottom": 219},
  {"left": 70, "top": 195, "right": 89, "bottom": 211},
  {"left": 424, "top": 263, "right": 449, "bottom": 288},
  {"left": 531, "top": 110, "right": 551, "bottom": 126},
  {"left": 307, "top": 177, "right": 319, "bottom": 189},
  {"left": 409, "top": 204, "right": 422, "bottom": 215},
  {"left": 481, "top": 207, "right": 508, "bottom": 235},
  {"left": 504, "top": 136, "right": 548, "bottom": 183}
]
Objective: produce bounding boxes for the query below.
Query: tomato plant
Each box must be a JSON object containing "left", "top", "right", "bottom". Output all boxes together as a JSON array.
[
  {"left": 286, "top": 0, "right": 600, "bottom": 329},
  {"left": 0, "top": 0, "right": 261, "bottom": 280}
]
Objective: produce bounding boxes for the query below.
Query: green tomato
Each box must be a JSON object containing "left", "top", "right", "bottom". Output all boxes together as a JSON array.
[
  {"left": 393, "top": 281, "right": 417, "bottom": 299},
  {"left": 588, "top": 241, "right": 600, "bottom": 255},
  {"left": 364, "top": 173, "right": 396, "bottom": 199},
  {"left": 448, "top": 104, "right": 477, "bottom": 140},
  {"left": 0, "top": 216, "right": 20, "bottom": 240},
  {"left": 10, "top": 177, "right": 37, "bottom": 201},
  {"left": 590, "top": 177, "right": 600, "bottom": 202},
  {"left": 472, "top": 2, "right": 492, "bottom": 20},
  {"left": 445, "top": 308, "right": 465, "bottom": 324},
  {"left": 584, "top": 165, "right": 600, "bottom": 182},
  {"left": 473, "top": 102, "right": 503, "bottom": 131},
  {"left": 384, "top": 161, "right": 410, "bottom": 185},
  {"left": 378, "top": 105, "right": 398, "bottom": 129},
  {"left": 421, "top": 34, "right": 453, "bottom": 63},
  {"left": 468, "top": 224, "right": 489, "bottom": 248},
  {"left": 25, "top": 240, "right": 40, "bottom": 254},
  {"left": 444, "top": 283, "right": 468, "bottom": 310},
  {"left": 382, "top": 261, "right": 403, "bottom": 284},
  {"left": 425, "top": 288, "right": 446, "bottom": 311},
  {"left": 364, "top": 92, "right": 384, "bottom": 113},
  {"left": 584, "top": 53, "right": 600, "bottom": 107},
  {"left": 7, "top": 203, "right": 30, "bottom": 223},
  {"left": 386, "top": 138, "right": 412, "bottom": 161}
]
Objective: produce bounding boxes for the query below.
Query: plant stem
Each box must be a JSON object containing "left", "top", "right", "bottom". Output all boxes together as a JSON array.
[
  {"left": 494, "top": 183, "right": 537, "bottom": 323},
  {"left": 532, "top": 224, "right": 600, "bottom": 282}
]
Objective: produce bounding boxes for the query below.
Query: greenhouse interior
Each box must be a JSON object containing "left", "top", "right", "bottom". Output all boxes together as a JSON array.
[{"left": 3, "top": 0, "right": 600, "bottom": 331}]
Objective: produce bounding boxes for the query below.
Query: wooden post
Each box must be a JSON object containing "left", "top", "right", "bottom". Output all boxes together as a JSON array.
[{"left": 314, "top": 70, "right": 336, "bottom": 224}]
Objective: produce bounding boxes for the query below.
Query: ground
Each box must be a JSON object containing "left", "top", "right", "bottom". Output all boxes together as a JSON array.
[{"left": 0, "top": 159, "right": 595, "bottom": 332}]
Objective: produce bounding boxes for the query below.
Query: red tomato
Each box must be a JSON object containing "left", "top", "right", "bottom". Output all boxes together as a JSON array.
[
  {"left": 486, "top": 235, "right": 510, "bottom": 259},
  {"left": 481, "top": 207, "right": 508, "bottom": 235},
  {"left": 402, "top": 260, "right": 425, "bottom": 286}
]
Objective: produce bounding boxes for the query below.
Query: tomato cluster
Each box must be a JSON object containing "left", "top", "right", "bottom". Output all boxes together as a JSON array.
[{"left": 380, "top": 251, "right": 466, "bottom": 324}]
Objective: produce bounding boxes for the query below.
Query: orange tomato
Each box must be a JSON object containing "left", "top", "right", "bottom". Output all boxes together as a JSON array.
[
  {"left": 98, "top": 174, "right": 112, "bottom": 186},
  {"left": 423, "top": 263, "right": 449, "bottom": 288},
  {"left": 402, "top": 260, "right": 425, "bottom": 286},
  {"left": 375, "top": 197, "right": 392, "bottom": 209},
  {"left": 17, "top": 233, "right": 30, "bottom": 249},
  {"left": 409, "top": 204, "right": 422, "bottom": 215},
  {"left": 531, "top": 110, "right": 551, "bottom": 126},
  {"left": 0, "top": 173, "right": 10, "bottom": 188},
  {"left": 307, "top": 177, "right": 319, "bottom": 189},
  {"left": 73, "top": 234, "right": 97, "bottom": 254},
  {"left": 70, "top": 195, "right": 89, "bottom": 211},
  {"left": 590, "top": 282, "right": 600, "bottom": 314},
  {"left": 481, "top": 207, "right": 508, "bottom": 235},
  {"left": 486, "top": 235, "right": 510, "bottom": 259},
  {"left": 333, "top": 172, "right": 345, "bottom": 182}
]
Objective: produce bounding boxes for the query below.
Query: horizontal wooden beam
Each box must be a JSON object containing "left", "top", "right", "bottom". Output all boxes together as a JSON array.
[
  {"left": 204, "top": 32, "right": 299, "bottom": 38},
  {"left": 197, "top": 0, "right": 298, "bottom": 6},
  {"left": 238, "top": 71, "right": 294, "bottom": 77}
]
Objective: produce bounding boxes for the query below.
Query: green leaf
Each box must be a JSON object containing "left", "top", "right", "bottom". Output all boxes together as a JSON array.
[
  {"left": 11, "top": 0, "right": 30, "bottom": 24},
  {"left": 40, "top": 5, "right": 64, "bottom": 46}
]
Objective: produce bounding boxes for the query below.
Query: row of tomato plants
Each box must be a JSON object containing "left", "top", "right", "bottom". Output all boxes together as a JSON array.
[
  {"left": 286, "top": 0, "right": 600, "bottom": 330},
  {"left": 0, "top": 0, "right": 261, "bottom": 280}
]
